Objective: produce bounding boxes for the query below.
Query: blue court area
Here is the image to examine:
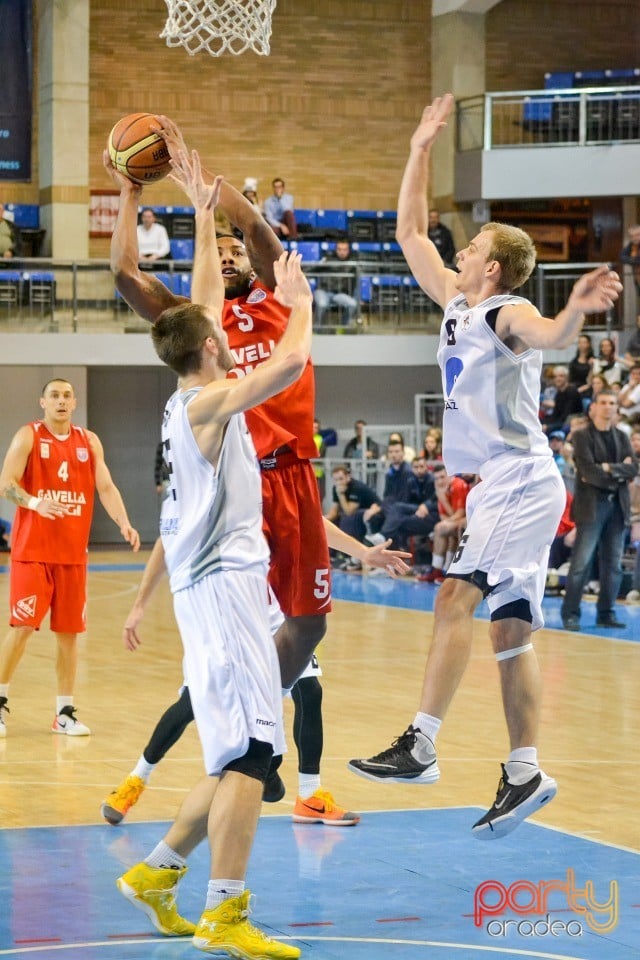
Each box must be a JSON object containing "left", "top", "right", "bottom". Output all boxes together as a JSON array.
[
  {"left": 0, "top": 809, "right": 638, "bottom": 959},
  {"left": 330, "top": 570, "right": 640, "bottom": 643}
]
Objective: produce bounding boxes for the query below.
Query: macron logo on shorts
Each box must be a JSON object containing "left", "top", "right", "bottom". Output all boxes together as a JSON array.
[{"left": 13, "top": 595, "right": 37, "bottom": 621}]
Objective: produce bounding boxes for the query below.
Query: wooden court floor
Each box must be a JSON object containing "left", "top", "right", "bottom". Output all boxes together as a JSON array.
[{"left": 0, "top": 549, "right": 638, "bottom": 854}]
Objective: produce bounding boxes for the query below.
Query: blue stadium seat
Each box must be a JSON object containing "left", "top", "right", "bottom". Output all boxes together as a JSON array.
[
  {"left": 153, "top": 271, "right": 177, "bottom": 293},
  {"left": 289, "top": 241, "right": 320, "bottom": 262},
  {"left": 544, "top": 72, "right": 574, "bottom": 89},
  {"left": 351, "top": 241, "right": 381, "bottom": 260},
  {"left": 315, "top": 209, "right": 347, "bottom": 233},
  {"left": 177, "top": 273, "right": 192, "bottom": 298},
  {"left": 170, "top": 238, "right": 194, "bottom": 260},
  {"left": 523, "top": 96, "right": 554, "bottom": 124},
  {"left": 295, "top": 208, "right": 317, "bottom": 229},
  {"left": 6, "top": 204, "right": 39, "bottom": 228},
  {"left": 359, "top": 276, "right": 373, "bottom": 302},
  {"left": 347, "top": 210, "right": 378, "bottom": 242}
]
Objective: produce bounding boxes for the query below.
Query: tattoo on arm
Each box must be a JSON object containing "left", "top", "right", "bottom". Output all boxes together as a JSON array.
[{"left": 5, "top": 482, "right": 30, "bottom": 507}]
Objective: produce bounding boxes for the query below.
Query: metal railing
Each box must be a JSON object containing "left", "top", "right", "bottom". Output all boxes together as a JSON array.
[
  {"left": 457, "top": 85, "right": 640, "bottom": 150},
  {"left": 0, "top": 257, "right": 625, "bottom": 334}
]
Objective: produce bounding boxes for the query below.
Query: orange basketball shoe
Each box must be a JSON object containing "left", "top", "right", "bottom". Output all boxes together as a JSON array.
[
  {"left": 292, "top": 789, "right": 360, "bottom": 826},
  {"left": 102, "top": 774, "right": 146, "bottom": 825}
]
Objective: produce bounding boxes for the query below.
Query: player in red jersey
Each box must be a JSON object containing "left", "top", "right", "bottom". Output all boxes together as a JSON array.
[{"left": 0, "top": 379, "right": 140, "bottom": 736}]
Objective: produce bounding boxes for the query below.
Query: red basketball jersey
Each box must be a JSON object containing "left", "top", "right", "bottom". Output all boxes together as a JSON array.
[
  {"left": 223, "top": 281, "right": 317, "bottom": 460},
  {"left": 11, "top": 422, "right": 96, "bottom": 564}
]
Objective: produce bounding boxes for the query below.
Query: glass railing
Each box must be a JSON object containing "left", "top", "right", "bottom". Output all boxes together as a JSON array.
[{"left": 457, "top": 86, "right": 640, "bottom": 150}]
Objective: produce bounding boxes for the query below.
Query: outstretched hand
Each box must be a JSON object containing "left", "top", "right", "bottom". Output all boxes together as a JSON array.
[
  {"left": 567, "top": 265, "right": 622, "bottom": 315},
  {"left": 168, "top": 149, "right": 223, "bottom": 214},
  {"left": 151, "top": 115, "right": 188, "bottom": 162},
  {"left": 273, "top": 251, "right": 312, "bottom": 307},
  {"left": 410, "top": 94, "right": 455, "bottom": 152},
  {"left": 362, "top": 539, "right": 411, "bottom": 578},
  {"left": 102, "top": 148, "right": 142, "bottom": 196}
]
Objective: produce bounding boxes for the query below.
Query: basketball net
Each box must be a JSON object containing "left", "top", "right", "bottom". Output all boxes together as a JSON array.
[{"left": 161, "top": 0, "right": 276, "bottom": 56}]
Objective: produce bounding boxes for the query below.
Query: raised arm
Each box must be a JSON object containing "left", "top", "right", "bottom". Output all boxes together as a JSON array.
[
  {"left": 153, "top": 115, "right": 283, "bottom": 289},
  {"left": 496, "top": 265, "right": 623, "bottom": 351},
  {"left": 396, "top": 95, "right": 459, "bottom": 309},
  {"left": 103, "top": 149, "right": 185, "bottom": 323},
  {"left": 189, "top": 252, "right": 312, "bottom": 434},
  {"left": 168, "top": 149, "right": 224, "bottom": 315}
]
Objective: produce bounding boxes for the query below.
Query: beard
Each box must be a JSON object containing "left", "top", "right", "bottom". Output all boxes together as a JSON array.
[{"left": 223, "top": 273, "right": 252, "bottom": 300}]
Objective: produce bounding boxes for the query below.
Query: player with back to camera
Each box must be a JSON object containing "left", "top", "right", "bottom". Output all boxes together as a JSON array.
[
  {"left": 349, "top": 94, "right": 622, "bottom": 839},
  {"left": 102, "top": 117, "right": 410, "bottom": 828},
  {"left": 115, "top": 150, "right": 305, "bottom": 958}
]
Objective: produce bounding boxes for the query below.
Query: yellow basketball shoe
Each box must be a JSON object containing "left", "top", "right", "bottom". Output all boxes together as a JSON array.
[
  {"left": 193, "top": 890, "right": 300, "bottom": 958},
  {"left": 292, "top": 789, "right": 360, "bottom": 826},
  {"left": 101, "top": 774, "right": 146, "bottom": 825},
  {"left": 116, "top": 862, "right": 195, "bottom": 936}
]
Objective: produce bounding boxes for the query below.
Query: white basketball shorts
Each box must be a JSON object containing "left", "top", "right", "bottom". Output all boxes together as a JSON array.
[
  {"left": 173, "top": 568, "right": 283, "bottom": 775},
  {"left": 447, "top": 454, "right": 565, "bottom": 630}
]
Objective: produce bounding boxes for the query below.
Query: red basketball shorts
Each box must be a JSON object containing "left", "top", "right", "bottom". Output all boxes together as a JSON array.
[
  {"left": 261, "top": 458, "right": 331, "bottom": 618},
  {"left": 9, "top": 561, "right": 87, "bottom": 633}
]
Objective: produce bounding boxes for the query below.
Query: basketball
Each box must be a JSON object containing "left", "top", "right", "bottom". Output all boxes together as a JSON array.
[{"left": 108, "top": 113, "right": 172, "bottom": 186}]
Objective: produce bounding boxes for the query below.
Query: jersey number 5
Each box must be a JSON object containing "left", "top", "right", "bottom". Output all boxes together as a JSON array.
[{"left": 445, "top": 316, "right": 457, "bottom": 346}]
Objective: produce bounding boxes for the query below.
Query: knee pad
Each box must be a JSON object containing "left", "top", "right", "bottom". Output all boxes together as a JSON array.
[{"left": 223, "top": 738, "right": 273, "bottom": 783}]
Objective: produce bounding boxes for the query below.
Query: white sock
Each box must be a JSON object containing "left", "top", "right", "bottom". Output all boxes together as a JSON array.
[
  {"left": 206, "top": 878, "right": 245, "bottom": 910},
  {"left": 144, "top": 840, "right": 186, "bottom": 870},
  {"left": 412, "top": 712, "right": 441, "bottom": 743},
  {"left": 132, "top": 755, "right": 156, "bottom": 782},
  {"left": 505, "top": 747, "right": 539, "bottom": 784},
  {"left": 431, "top": 554, "right": 444, "bottom": 571},
  {"left": 56, "top": 696, "right": 73, "bottom": 715},
  {"left": 298, "top": 773, "right": 321, "bottom": 799},
  {"left": 0, "top": 684, "right": 9, "bottom": 699}
]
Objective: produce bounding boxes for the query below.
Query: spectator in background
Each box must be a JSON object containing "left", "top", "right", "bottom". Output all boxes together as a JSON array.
[
  {"left": 561, "top": 390, "right": 638, "bottom": 631},
  {"left": 241, "top": 177, "right": 260, "bottom": 209},
  {"left": 618, "top": 363, "right": 640, "bottom": 428},
  {"left": 623, "top": 314, "right": 640, "bottom": 368},
  {"left": 585, "top": 371, "right": 607, "bottom": 411},
  {"left": 417, "top": 465, "right": 469, "bottom": 583},
  {"left": 421, "top": 427, "right": 443, "bottom": 464},
  {"left": 313, "top": 239, "right": 359, "bottom": 328},
  {"left": 548, "top": 431, "right": 567, "bottom": 475},
  {"left": 137, "top": 208, "right": 170, "bottom": 262},
  {"left": 386, "top": 430, "right": 416, "bottom": 463},
  {"left": 379, "top": 455, "right": 438, "bottom": 551},
  {"left": 263, "top": 177, "right": 298, "bottom": 240},
  {"left": 568, "top": 333, "right": 595, "bottom": 399},
  {"left": 325, "top": 464, "right": 379, "bottom": 569},
  {"left": 364, "top": 439, "right": 414, "bottom": 543},
  {"left": 541, "top": 366, "right": 583, "bottom": 434},
  {"left": 0, "top": 517, "right": 10, "bottom": 553},
  {"left": 547, "top": 489, "right": 576, "bottom": 572},
  {"left": 427, "top": 209, "right": 456, "bottom": 268},
  {"left": 592, "top": 337, "right": 627, "bottom": 387},
  {"left": 0, "top": 203, "right": 21, "bottom": 259},
  {"left": 343, "top": 419, "right": 379, "bottom": 464},
  {"left": 620, "top": 224, "right": 640, "bottom": 298}
]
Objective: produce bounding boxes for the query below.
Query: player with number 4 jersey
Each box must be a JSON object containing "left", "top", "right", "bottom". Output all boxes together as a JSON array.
[{"left": 0, "top": 378, "right": 139, "bottom": 738}]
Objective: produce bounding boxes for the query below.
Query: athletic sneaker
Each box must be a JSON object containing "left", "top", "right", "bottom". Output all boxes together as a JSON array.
[
  {"left": 292, "top": 789, "right": 360, "bottom": 826},
  {"left": 101, "top": 774, "right": 146, "bottom": 825},
  {"left": 51, "top": 705, "right": 91, "bottom": 736},
  {"left": 193, "top": 890, "right": 300, "bottom": 958},
  {"left": 348, "top": 725, "right": 440, "bottom": 784},
  {"left": 472, "top": 763, "right": 557, "bottom": 840},
  {"left": 416, "top": 567, "right": 444, "bottom": 583},
  {"left": 116, "top": 862, "right": 195, "bottom": 936},
  {"left": 0, "top": 697, "right": 8, "bottom": 738}
]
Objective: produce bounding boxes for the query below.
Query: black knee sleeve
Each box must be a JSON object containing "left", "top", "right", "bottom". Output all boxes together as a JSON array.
[
  {"left": 224, "top": 738, "right": 274, "bottom": 783},
  {"left": 292, "top": 675, "right": 323, "bottom": 774}
]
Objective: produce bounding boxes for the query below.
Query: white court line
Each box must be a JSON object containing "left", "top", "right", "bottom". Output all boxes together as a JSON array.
[{"left": 0, "top": 934, "right": 592, "bottom": 959}]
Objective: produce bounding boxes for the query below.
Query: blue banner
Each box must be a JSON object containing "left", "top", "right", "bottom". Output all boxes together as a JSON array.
[{"left": 0, "top": 0, "right": 33, "bottom": 181}]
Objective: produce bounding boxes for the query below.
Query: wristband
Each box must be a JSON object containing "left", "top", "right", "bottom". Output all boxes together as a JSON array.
[{"left": 27, "top": 496, "right": 41, "bottom": 511}]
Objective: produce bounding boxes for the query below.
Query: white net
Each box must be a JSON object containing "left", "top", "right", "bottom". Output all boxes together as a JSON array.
[{"left": 161, "top": 0, "right": 276, "bottom": 57}]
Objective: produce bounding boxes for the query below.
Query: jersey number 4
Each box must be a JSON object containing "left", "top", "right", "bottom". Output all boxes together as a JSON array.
[{"left": 57, "top": 461, "right": 69, "bottom": 482}]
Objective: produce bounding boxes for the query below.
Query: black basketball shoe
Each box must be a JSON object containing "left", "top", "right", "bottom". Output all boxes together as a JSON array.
[
  {"left": 472, "top": 763, "right": 557, "bottom": 840},
  {"left": 348, "top": 725, "right": 440, "bottom": 784}
]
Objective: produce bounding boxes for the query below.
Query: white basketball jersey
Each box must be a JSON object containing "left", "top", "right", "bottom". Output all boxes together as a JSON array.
[
  {"left": 160, "top": 388, "right": 269, "bottom": 593},
  {"left": 437, "top": 293, "right": 552, "bottom": 475}
]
